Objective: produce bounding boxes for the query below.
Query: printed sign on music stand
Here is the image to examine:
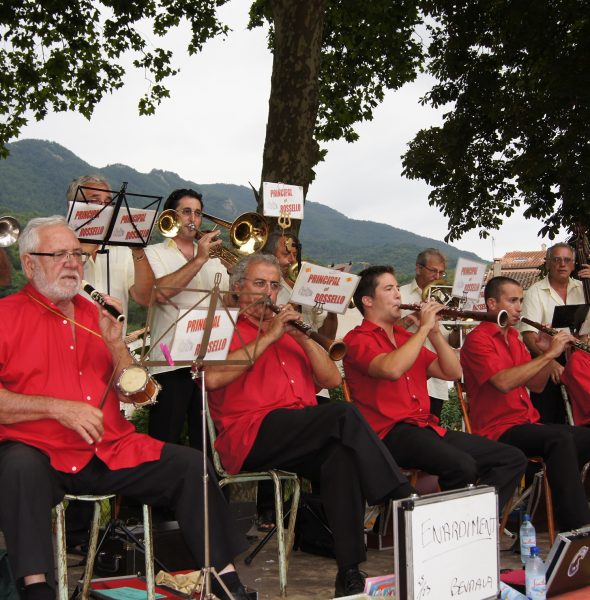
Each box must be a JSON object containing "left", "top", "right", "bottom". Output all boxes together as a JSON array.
[
  {"left": 169, "top": 307, "right": 239, "bottom": 362},
  {"left": 262, "top": 181, "right": 304, "bottom": 220}
]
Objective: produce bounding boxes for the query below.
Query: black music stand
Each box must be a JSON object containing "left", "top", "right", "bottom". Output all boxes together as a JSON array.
[
  {"left": 552, "top": 304, "right": 590, "bottom": 335},
  {"left": 140, "top": 274, "right": 265, "bottom": 600}
]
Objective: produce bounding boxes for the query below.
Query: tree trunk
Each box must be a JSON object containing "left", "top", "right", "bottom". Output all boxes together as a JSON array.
[{"left": 259, "top": 0, "right": 327, "bottom": 235}]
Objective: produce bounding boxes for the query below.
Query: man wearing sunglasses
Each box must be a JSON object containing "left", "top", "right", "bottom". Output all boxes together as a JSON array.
[
  {"left": 399, "top": 248, "right": 459, "bottom": 419},
  {"left": 144, "top": 189, "right": 226, "bottom": 450},
  {"left": 521, "top": 243, "right": 590, "bottom": 423}
]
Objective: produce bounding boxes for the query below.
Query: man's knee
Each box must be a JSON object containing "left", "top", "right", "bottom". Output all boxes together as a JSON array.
[
  {"left": 448, "top": 454, "right": 479, "bottom": 485},
  {"left": 0, "top": 443, "right": 53, "bottom": 487}
]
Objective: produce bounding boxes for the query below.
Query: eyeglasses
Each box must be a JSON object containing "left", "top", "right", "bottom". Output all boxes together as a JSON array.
[
  {"left": 419, "top": 264, "right": 447, "bottom": 278},
  {"left": 30, "top": 250, "right": 90, "bottom": 264},
  {"left": 241, "top": 278, "right": 281, "bottom": 291},
  {"left": 179, "top": 208, "right": 203, "bottom": 218},
  {"left": 548, "top": 256, "right": 573, "bottom": 264}
]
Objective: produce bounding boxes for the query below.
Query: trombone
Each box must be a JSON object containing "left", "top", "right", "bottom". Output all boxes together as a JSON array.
[
  {"left": 156, "top": 209, "right": 269, "bottom": 267},
  {"left": 0, "top": 216, "right": 20, "bottom": 247}
]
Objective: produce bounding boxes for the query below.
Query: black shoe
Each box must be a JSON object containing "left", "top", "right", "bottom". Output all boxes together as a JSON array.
[
  {"left": 213, "top": 582, "right": 258, "bottom": 600},
  {"left": 334, "top": 567, "right": 366, "bottom": 597}
]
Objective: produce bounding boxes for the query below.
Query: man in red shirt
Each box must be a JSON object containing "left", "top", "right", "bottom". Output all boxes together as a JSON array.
[
  {"left": 206, "top": 254, "right": 414, "bottom": 598},
  {"left": 562, "top": 351, "right": 590, "bottom": 426},
  {"left": 461, "top": 275, "right": 590, "bottom": 531},
  {"left": 0, "top": 217, "right": 250, "bottom": 600},
  {"left": 343, "top": 266, "right": 526, "bottom": 514}
]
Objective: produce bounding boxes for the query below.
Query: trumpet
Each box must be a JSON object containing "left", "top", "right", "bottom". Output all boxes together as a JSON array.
[
  {"left": 400, "top": 303, "right": 509, "bottom": 327},
  {"left": 520, "top": 317, "right": 590, "bottom": 354},
  {"left": 0, "top": 216, "right": 20, "bottom": 247},
  {"left": 265, "top": 299, "right": 347, "bottom": 360}
]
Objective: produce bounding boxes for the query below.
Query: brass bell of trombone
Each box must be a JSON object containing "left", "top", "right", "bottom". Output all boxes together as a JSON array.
[
  {"left": 0, "top": 216, "right": 21, "bottom": 247},
  {"left": 156, "top": 209, "right": 182, "bottom": 238},
  {"left": 203, "top": 211, "right": 269, "bottom": 256}
]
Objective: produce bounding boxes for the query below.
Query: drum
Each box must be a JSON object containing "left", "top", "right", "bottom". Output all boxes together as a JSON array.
[{"left": 116, "top": 364, "right": 161, "bottom": 407}]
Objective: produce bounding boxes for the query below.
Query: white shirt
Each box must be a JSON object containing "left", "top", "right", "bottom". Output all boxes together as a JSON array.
[
  {"left": 145, "top": 238, "right": 229, "bottom": 375},
  {"left": 520, "top": 276, "right": 589, "bottom": 335},
  {"left": 83, "top": 245, "right": 135, "bottom": 321},
  {"left": 400, "top": 279, "right": 451, "bottom": 401}
]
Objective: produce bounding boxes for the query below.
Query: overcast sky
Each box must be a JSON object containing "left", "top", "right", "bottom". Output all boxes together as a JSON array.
[{"left": 16, "top": 2, "right": 562, "bottom": 261}]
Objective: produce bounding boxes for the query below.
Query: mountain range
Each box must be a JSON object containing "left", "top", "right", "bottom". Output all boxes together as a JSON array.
[{"left": 0, "top": 139, "right": 483, "bottom": 278}]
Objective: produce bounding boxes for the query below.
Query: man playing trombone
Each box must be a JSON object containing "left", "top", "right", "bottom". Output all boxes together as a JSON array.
[
  {"left": 144, "top": 188, "right": 225, "bottom": 449},
  {"left": 461, "top": 276, "right": 590, "bottom": 532},
  {"left": 343, "top": 266, "right": 527, "bottom": 514},
  {"left": 206, "top": 254, "right": 416, "bottom": 598}
]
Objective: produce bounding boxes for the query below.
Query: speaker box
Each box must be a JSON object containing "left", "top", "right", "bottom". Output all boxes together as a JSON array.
[{"left": 94, "top": 521, "right": 193, "bottom": 577}]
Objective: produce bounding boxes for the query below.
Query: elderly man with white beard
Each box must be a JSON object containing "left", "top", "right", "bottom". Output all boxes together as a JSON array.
[{"left": 0, "top": 216, "right": 253, "bottom": 600}]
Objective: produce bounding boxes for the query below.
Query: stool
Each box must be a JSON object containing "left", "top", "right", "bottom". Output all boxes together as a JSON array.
[{"left": 55, "top": 495, "right": 155, "bottom": 600}]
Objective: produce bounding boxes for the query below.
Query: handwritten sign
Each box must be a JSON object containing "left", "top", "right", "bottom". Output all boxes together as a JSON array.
[
  {"left": 393, "top": 486, "right": 499, "bottom": 600},
  {"left": 289, "top": 261, "right": 360, "bottom": 315},
  {"left": 169, "top": 307, "right": 238, "bottom": 362},
  {"left": 452, "top": 258, "right": 488, "bottom": 300},
  {"left": 262, "top": 182, "right": 305, "bottom": 220}
]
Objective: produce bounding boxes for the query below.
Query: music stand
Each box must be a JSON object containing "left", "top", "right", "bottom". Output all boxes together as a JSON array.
[
  {"left": 552, "top": 304, "right": 590, "bottom": 335},
  {"left": 140, "top": 273, "right": 266, "bottom": 599}
]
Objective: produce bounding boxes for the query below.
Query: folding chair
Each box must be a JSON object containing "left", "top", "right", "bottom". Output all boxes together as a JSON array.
[{"left": 205, "top": 401, "right": 299, "bottom": 597}]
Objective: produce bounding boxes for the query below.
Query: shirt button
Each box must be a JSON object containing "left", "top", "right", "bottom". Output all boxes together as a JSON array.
[
  {"left": 86, "top": 395, "right": 91, "bottom": 401},
  {"left": 79, "top": 371, "right": 83, "bottom": 376},
  {"left": 412, "top": 395, "right": 417, "bottom": 399},
  {"left": 282, "top": 362, "right": 285, "bottom": 366},
  {"left": 406, "top": 376, "right": 410, "bottom": 381},
  {"left": 70, "top": 345, "right": 75, "bottom": 350},
  {"left": 290, "top": 379, "right": 295, "bottom": 384},
  {"left": 71, "top": 466, "right": 77, "bottom": 472},
  {"left": 63, "top": 320, "right": 68, "bottom": 325}
]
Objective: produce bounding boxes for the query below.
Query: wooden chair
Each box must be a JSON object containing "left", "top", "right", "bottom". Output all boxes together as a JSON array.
[
  {"left": 55, "top": 495, "right": 155, "bottom": 600},
  {"left": 205, "top": 401, "right": 299, "bottom": 597},
  {"left": 454, "top": 380, "right": 556, "bottom": 544}
]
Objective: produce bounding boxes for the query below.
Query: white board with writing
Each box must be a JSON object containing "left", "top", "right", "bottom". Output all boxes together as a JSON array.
[{"left": 393, "top": 486, "right": 499, "bottom": 600}]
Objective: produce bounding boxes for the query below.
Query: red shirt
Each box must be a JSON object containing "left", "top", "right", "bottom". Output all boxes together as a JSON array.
[
  {"left": 460, "top": 321, "right": 540, "bottom": 441},
  {"left": 0, "top": 284, "right": 163, "bottom": 473},
  {"left": 562, "top": 351, "right": 590, "bottom": 426},
  {"left": 208, "top": 317, "right": 317, "bottom": 474},
  {"left": 343, "top": 319, "right": 444, "bottom": 439}
]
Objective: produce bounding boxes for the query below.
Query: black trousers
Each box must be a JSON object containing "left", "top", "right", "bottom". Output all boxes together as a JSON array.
[
  {"left": 382, "top": 423, "right": 527, "bottom": 512},
  {"left": 499, "top": 423, "right": 590, "bottom": 531},
  {"left": 0, "top": 442, "right": 247, "bottom": 585},
  {"left": 149, "top": 368, "right": 203, "bottom": 449},
  {"left": 242, "top": 402, "right": 408, "bottom": 569},
  {"left": 530, "top": 379, "right": 567, "bottom": 424}
]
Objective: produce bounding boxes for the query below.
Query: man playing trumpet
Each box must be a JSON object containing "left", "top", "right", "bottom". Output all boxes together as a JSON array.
[
  {"left": 461, "top": 276, "right": 590, "bottom": 532},
  {"left": 343, "top": 266, "right": 527, "bottom": 513},
  {"left": 206, "top": 254, "right": 416, "bottom": 598}
]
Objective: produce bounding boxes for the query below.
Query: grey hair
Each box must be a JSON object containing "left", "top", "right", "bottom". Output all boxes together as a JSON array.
[
  {"left": 230, "top": 253, "right": 280, "bottom": 289},
  {"left": 66, "top": 174, "right": 110, "bottom": 203},
  {"left": 19, "top": 215, "right": 74, "bottom": 257},
  {"left": 546, "top": 242, "right": 575, "bottom": 261},
  {"left": 416, "top": 248, "right": 447, "bottom": 268}
]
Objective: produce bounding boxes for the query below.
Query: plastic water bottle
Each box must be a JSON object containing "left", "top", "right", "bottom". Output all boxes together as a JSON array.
[
  {"left": 520, "top": 513, "right": 536, "bottom": 564},
  {"left": 525, "top": 545, "right": 546, "bottom": 599}
]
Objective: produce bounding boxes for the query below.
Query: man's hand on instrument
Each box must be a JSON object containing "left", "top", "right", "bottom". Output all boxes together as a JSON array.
[
  {"left": 96, "top": 294, "right": 125, "bottom": 344},
  {"left": 195, "top": 230, "right": 222, "bottom": 262},
  {"left": 262, "top": 304, "right": 301, "bottom": 342},
  {"left": 54, "top": 400, "right": 104, "bottom": 445},
  {"left": 539, "top": 329, "right": 574, "bottom": 358},
  {"left": 418, "top": 300, "right": 444, "bottom": 333},
  {"left": 549, "top": 361, "right": 564, "bottom": 384},
  {"left": 578, "top": 263, "right": 590, "bottom": 279}
]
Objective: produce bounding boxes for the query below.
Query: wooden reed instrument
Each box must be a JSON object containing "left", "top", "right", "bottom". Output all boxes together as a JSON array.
[
  {"left": 266, "top": 300, "right": 347, "bottom": 360},
  {"left": 399, "top": 303, "right": 508, "bottom": 327},
  {"left": 520, "top": 317, "right": 590, "bottom": 354}
]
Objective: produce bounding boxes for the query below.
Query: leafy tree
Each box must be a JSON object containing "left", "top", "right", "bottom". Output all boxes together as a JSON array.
[
  {"left": 0, "top": 0, "right": 422, "bottom": 234},
  {"left": 402, "top": 0, "right": 590, "bottom": 242},
  {"left": 404, "top": 0, "right": 590, "bottom": 241}
]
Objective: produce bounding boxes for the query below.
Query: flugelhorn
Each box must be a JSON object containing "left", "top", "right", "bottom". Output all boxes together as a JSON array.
[
  {"left": 400, "top": 303, "right": 508, "bottom": 327},
  {"left": 265, "top": 299, "right": 347, "bottom": 360},
  {"left": 0, "top": 216, "right": 20, "bottom": 247},
  {"left": 520, "top": 317, "right": 590, "bottom": 354}
]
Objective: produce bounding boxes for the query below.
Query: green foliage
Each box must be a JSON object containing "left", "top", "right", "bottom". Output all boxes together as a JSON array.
[
  {"left": 440, "top": 385, "right": 462, "bottom": 431},
  {"left": 0, "top": 0, "right": 230, "bottom": 156},
  {"left": 403, "top": 0, "right": 590, "bottom": 242}
]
